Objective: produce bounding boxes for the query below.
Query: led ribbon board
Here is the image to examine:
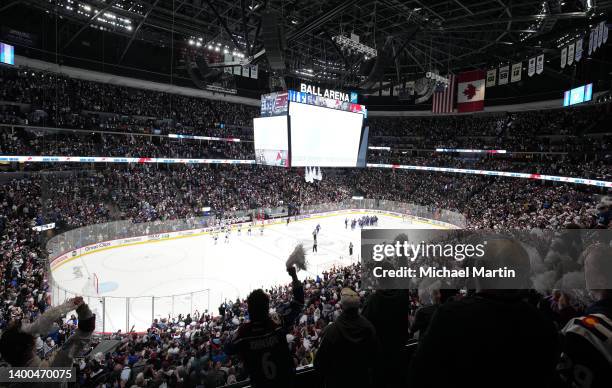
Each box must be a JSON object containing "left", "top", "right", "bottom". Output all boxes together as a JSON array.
[
  {"left": 367, "top": 163, "right": 612, "bottom": 188},
  {"left": 0, "top": 156, "right": 256, "bottom": 164}
]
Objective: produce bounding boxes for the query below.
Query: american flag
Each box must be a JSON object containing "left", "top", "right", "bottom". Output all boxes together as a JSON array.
[{"left": 432, "top": 74, "right": 455, "bottom": 114}]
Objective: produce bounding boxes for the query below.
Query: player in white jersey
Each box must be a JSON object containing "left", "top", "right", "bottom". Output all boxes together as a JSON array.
[
  {"left": 260, "top": 224, "right": 264, "bottom": 236},
  {"left": 247, "top": 223, "right": 252, "bottom": 236}
]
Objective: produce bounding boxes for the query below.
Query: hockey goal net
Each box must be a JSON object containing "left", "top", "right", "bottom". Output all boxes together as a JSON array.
[
  {"left": 401, "top": 214, "right": 413, "bottom": 223},
  {"left": 82, "top": 273, "right": 99, "bottom": 296},
  {"left": 81, "top": 273, "right": 105, "bottom": 333}
]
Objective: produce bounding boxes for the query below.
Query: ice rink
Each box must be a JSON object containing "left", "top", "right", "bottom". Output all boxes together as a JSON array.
[{"left": 51, "top": 212, "right": 445, "bottom": 332}]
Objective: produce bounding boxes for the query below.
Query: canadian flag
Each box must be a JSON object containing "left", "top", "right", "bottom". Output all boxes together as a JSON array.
[{"left": 457, "top": 70, "right": 486, "bottom": 113}]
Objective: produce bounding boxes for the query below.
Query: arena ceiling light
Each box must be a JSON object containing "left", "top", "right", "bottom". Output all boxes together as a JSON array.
[
  {"left": 70, "top": 2, "right": 134, "bottom": 31},
  {"left": 332, "top": 35, "right": 377, "bottom": 58},
  {"left": 189, "top": 38, "right": 246, "bottom": 58},
  {"left": 368, "top": 146, "right": 391, "bottom": 151},
  {"left": 248, "top": 1, "right": 261, "bottom": 11}
]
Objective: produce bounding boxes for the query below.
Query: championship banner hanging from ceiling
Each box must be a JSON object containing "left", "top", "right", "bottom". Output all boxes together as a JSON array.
[
  {"left": 486, "top": 69, "right": 497, "bottom": 87},
  {"left": 598, "top": 21, "right": 604, "bottom": 47},
  {"left": 528, "top": 57, "right": 536, "bottom": 77},
  {"left": 560, "top": 46, "right": 567, "bottom": 68},
  {"left": 603, "top": 21, "right": 608, "bottom": 43},
  {"left": 536, "top": 54, "right": 544, "bottom": 74},
  {"left": 575, "top": 38, "right": 583, "bottom": 62},
  {"left": 511, "top": 62, "right": 522, "bottom": 82},
  {"left": 567, "top": 43, "right": 575, "bottom": 66},
  {"left": 498, "top": 65, "right": 509, "bottom": 85},
  {"left": 589, "top": 29, "right": 594, "bottom": 54}
]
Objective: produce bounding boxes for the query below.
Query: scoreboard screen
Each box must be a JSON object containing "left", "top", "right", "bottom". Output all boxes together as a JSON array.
[
  {"left": 563, "top": 83, "right": 593, "bottom": 106},
  {"left": 289, "top": 102, "right": 366, "bottom": 167},
  {"left": 0, "top": 42, "right": 14, "bottom": 65},
  {"left": 253, "top": 116, "right": 289, "bottom": 167}
]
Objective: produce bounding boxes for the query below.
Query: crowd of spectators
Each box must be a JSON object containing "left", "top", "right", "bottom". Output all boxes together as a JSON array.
[
  {"left": 367, "top": 151, "right": 612, "bottom": 181},
  {"left": 0, "top": 130, "right": 254, "bottom": 160},
  {"left": 0, "top": 164, "right": 607, "bottom": 340},
  {"left": 43, "top": 263, "right": 364, "bottom": 387},
  {"left": 2, "top": 66, "right": 612, "bottom": 156},
  {"left": 0, "top": 67, "right": 257, "bottom": 137},
  {"left": 368, "top": 103, "right": 612, "bottom": 153},
  {"left": 1, "top": 65, "right": 611, "bottom": 387},
  {"left": 1, "top": 128, "right": 611, "bottom": 182},
  {"left": 0, "top": 168, "right": 609, "bottom": 386}
]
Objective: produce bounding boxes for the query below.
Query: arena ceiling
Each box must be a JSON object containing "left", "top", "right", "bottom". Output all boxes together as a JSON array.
[{"left": 8, "top": 0, "right": 612, "bottom": 90}]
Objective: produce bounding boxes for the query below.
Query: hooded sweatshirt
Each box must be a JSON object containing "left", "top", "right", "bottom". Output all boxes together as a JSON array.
[{"left": 314, "top": 310, "right": 381, "bottom": 388}]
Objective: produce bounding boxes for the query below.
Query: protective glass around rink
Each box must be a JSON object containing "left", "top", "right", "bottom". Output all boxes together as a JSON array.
[{"left": 360, "top": 229, "right": 612, "bottom": 291}]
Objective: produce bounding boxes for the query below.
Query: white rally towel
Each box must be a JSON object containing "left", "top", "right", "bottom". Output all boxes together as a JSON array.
[{"left": 457, "top": 70, "right": 486, "bottom": 113}]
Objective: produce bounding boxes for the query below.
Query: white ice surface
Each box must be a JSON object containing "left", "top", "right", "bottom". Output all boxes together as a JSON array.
[{"left": 51, "top": 213, "right": 444, "bottom": 332}]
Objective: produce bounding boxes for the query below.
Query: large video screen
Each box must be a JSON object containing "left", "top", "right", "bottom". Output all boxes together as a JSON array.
[
  {"left": 260, "top": 91, "right": 288, "bottom": 117},
  {"left": 570, "top": 86, "right": 586, "bottom": 105},
  {"left": 563, "top": 83, "right": 593, "bottom": 106},
  {"left": 289, "top": 102, "right": 364, "bottom": 167},
  {"left": 0, "top": 42, "right": 14, "bottom": 65},
  {"left": 253, "top": 116, "right": 289, "bottom": 166}
]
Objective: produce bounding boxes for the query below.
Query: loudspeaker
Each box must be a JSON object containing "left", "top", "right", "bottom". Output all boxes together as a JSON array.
[
  {"left": 261, "top": 10, "right": 286, "bottom": 70},
  {"left": 186, "top": 51, "right": 221, "bottom": 89},
  {"left": 195, "top": 55, "right": 222, "bottom": 80},
  {"left": 359, "top": 58, "right": 376, "bottom": 76},
  {"left": 187, "top": 60, "right": 207, "bottom": 89}
]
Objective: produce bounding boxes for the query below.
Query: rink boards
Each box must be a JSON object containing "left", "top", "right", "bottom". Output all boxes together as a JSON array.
[
  {"left": 50, "top": 208, "right": 456, "bottom": 273},
  {"left": 48, "top": 209, "right": 458, "bottom": 332}
]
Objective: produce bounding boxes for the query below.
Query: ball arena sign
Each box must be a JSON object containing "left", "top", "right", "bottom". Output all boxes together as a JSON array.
[{"left": 300, "top": 83, "right": 353, "bottom": 102}]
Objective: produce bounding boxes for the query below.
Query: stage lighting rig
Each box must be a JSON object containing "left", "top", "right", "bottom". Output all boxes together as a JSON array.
[{"left": 332, "top": 35, "right": 377, "bottom": 58}]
